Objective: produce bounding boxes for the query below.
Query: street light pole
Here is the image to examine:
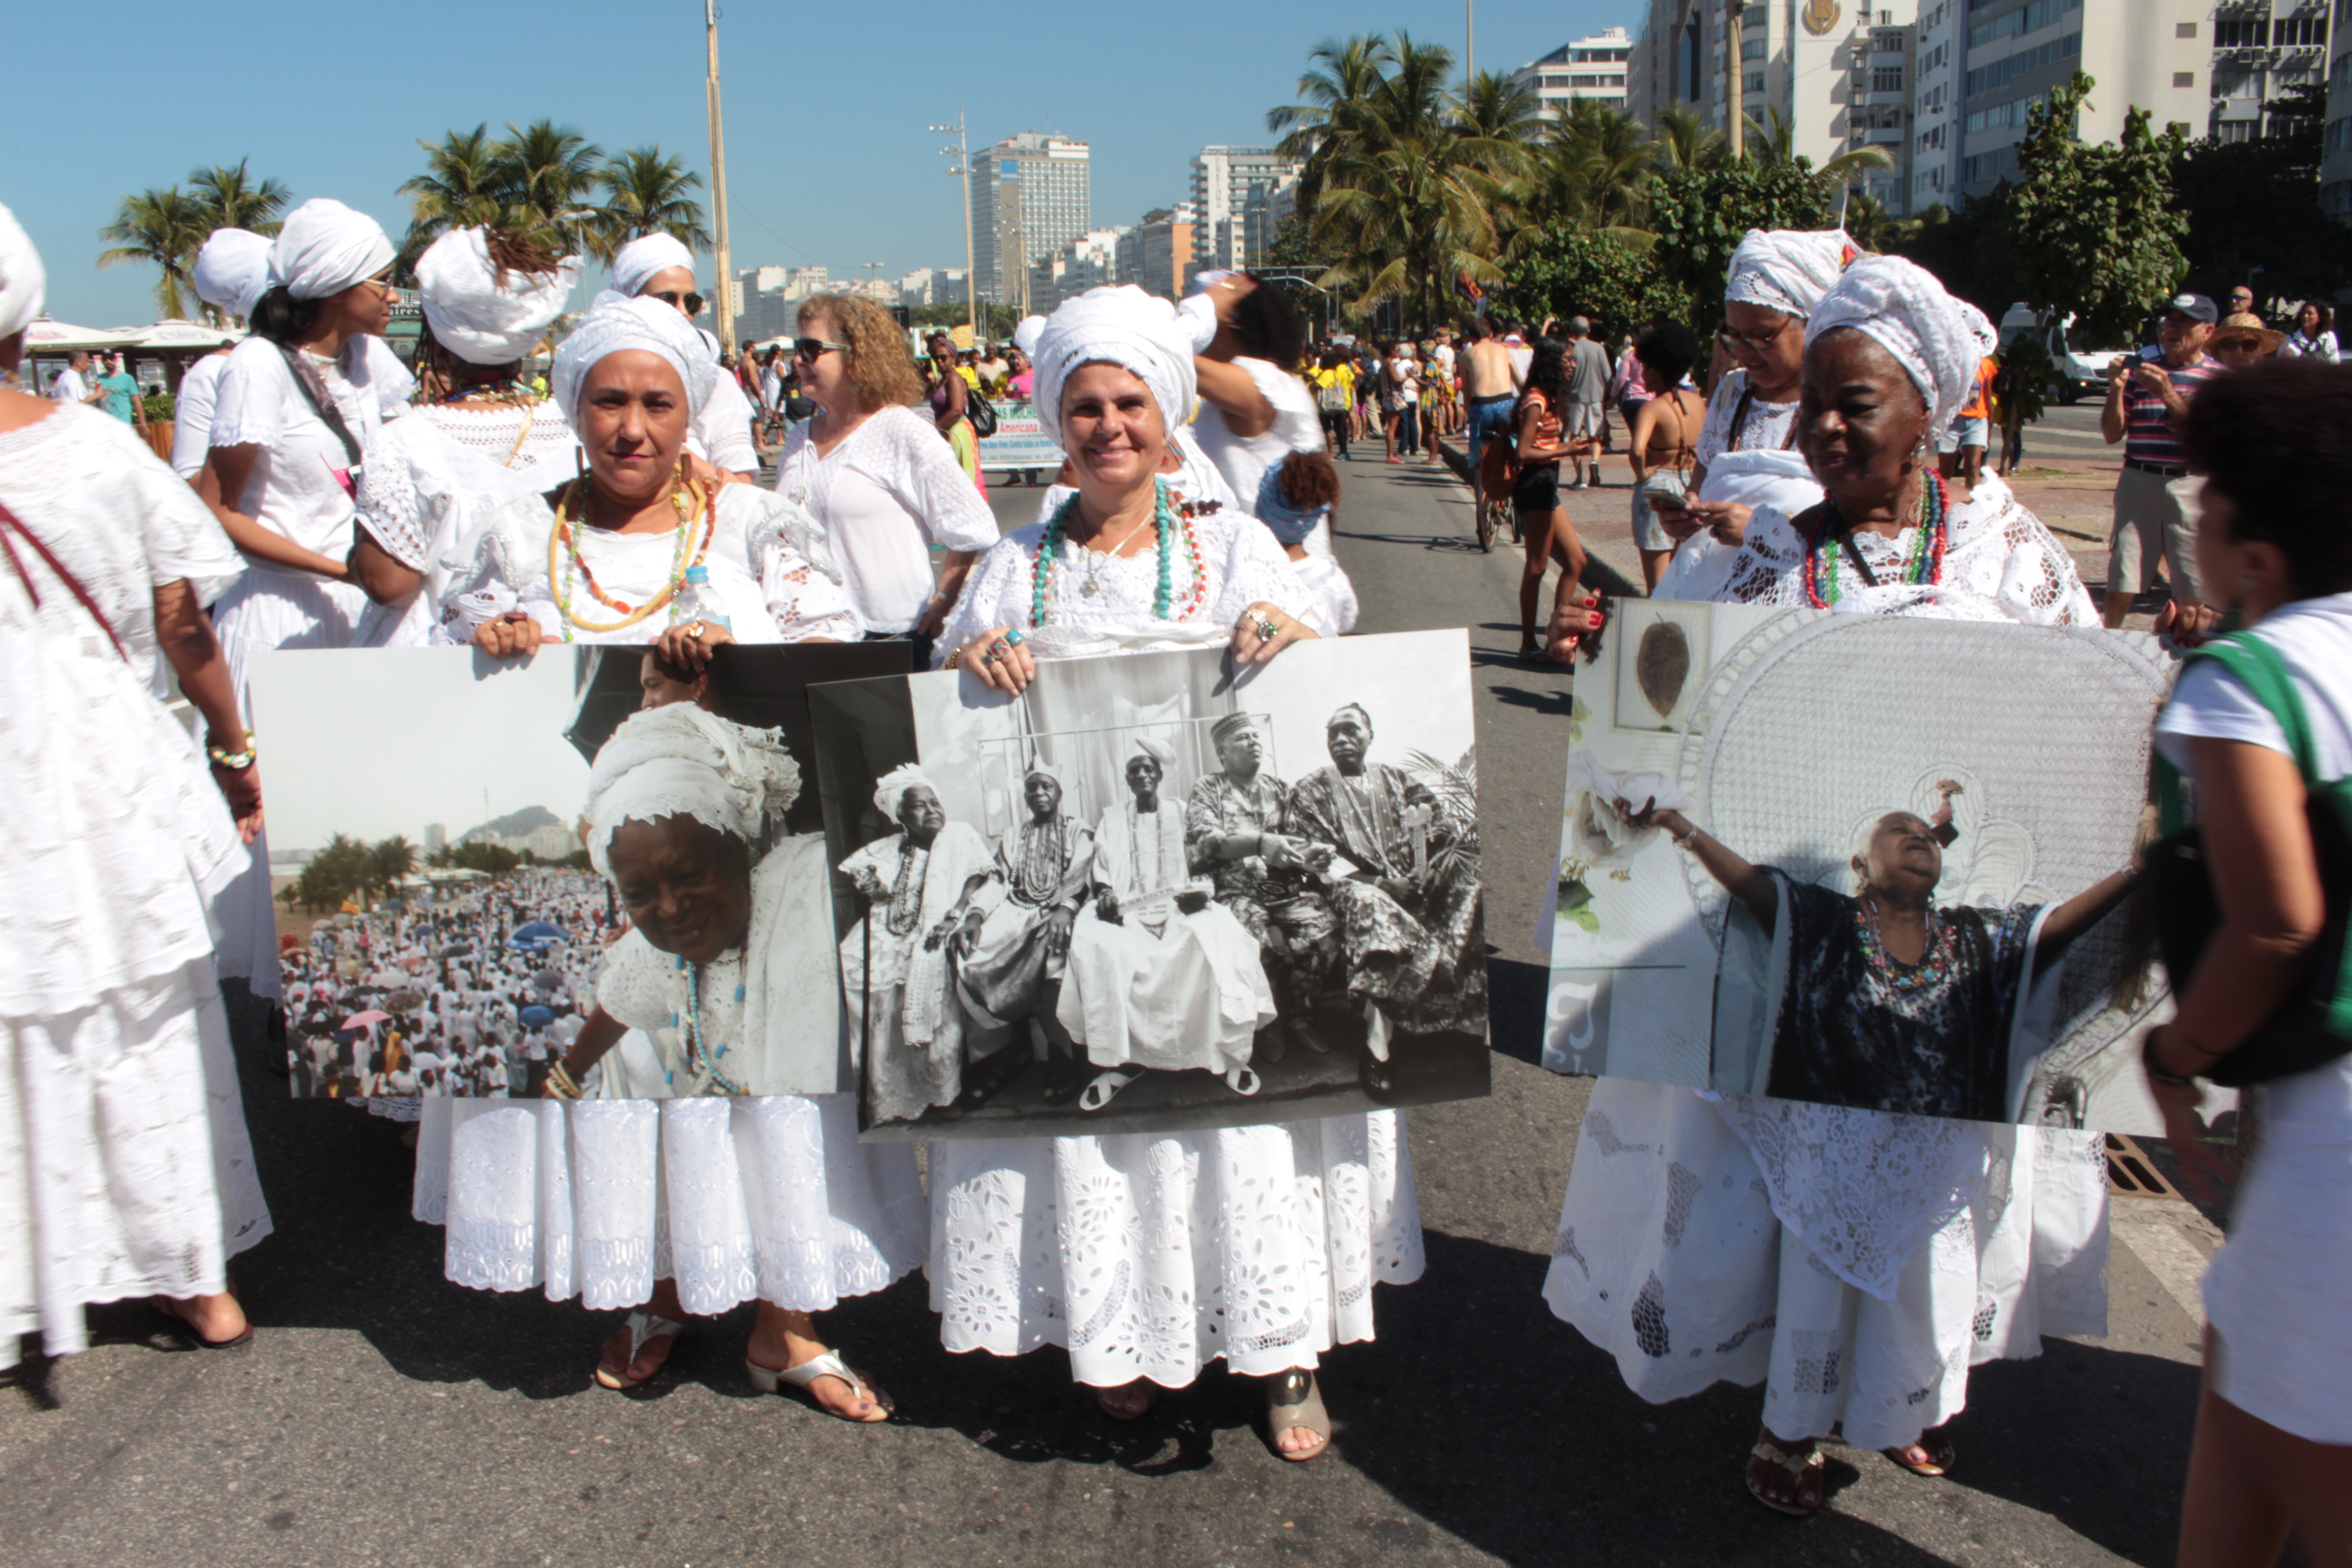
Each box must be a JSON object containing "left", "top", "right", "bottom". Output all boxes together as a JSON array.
[
  {"left": 704, "top": 0, "right": 735, "bottom": 353},
  {"left": 1725, "top": 0, "right": 1747, "bottom": 162},
  {"left": 1466, "top": 0, "right": 1475, "bottom": 83},
  {"left": 930, "top": 112, "right": 978, "bottom": 348}
]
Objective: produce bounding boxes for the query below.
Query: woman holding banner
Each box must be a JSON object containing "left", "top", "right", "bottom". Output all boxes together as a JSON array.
[{"left": 1544, "top": 256, "right": 2112, "bottom": 1518}]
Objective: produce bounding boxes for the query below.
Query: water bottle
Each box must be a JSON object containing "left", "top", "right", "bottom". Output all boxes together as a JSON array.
[{"left": 674, "top": 564, "right": 730, "bottom": 635}]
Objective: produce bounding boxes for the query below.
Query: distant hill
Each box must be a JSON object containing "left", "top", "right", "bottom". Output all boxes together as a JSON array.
[{"left": 461, "top": 805, "right": 562, "bottom": 842}]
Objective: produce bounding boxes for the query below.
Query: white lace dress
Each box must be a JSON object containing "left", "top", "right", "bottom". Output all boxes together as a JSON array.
[
  {"left": 1654, "top": 369, "right": 1805, "bottom": 604},
  {"left": 351, "top": 396, "right": 582, "bottom": 647},
  {"left": 0, "top": 405, "right": 273, "bottom": 1366},
  {"left": 1545, "top": 482, "right": 2110, "bottom": 1450},
  {"left": 926, "top": 511, "right": 1425, "bottom": 1388}
]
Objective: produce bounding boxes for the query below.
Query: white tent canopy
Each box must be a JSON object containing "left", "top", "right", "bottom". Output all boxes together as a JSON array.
[{"left": 21, "top": 315, "right": 143, "bottom": 352}]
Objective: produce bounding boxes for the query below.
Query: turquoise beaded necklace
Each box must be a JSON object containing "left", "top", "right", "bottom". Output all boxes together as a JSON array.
[{"left": 1030, "top": 479, "right": 1200, "bottom": 625}]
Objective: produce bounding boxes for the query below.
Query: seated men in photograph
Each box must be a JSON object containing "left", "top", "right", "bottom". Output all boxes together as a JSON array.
[
  {"left": 1184, "top": 712, "right": 1340, "bottom": 1062},
  {"left": 956, "top": 760, "right": 1096, "bottom": 1102},
  {"left": 1289, "top": 703, "right": 1486, "bottom": 1093},
  {"left": 1059, "top": 734, "right": 1275, "bottom": 1110}
]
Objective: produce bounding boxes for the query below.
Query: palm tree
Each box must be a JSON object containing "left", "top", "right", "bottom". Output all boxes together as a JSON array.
[
  {"left": 371, "top": 835, "right": 418, "bottom": 900},
  {"left": 1842, "top": 189, "right": 1921, "bottom": 250},
  {"left": 186, "top": 159, "right": 290, "bottom": 237},
  {"left": 494, "top": 119, "right": 605, "bottom": 247},
  {"left": 1267, "top": 33, "right": 1399, "bottom": 222},
  {"left": 1527, "top": 99, "right": 1658, "bottom": 245},
  {"left": 400, "top": 123, "right": 509, "bottom": 249},
  {"left": 1453, "top": 70, "right": 1548, "bottom": 155},
  {"left": 1650, "top": 104, "right": 1727, "bottom": 174},
  {"left": 592, "top": 147, "right": 711, "bottom": 263},
  {"left": 99, "top": 186, "right": 206, "bottom": 319},
  {"left": 1744, "top": 106, "right": 1895, "bottom": 186}
]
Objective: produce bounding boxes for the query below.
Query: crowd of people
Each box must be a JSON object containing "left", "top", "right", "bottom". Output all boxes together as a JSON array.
[{"left": 1, "top": 176, "right": 2347, "bottom": 1563}]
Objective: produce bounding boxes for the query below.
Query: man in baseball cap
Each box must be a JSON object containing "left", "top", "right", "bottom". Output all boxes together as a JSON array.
[{"left": 2099, "top": 292, "right": 2220, "bottom": 627}]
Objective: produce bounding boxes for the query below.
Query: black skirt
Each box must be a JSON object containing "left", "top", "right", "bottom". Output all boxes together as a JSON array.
[{"left": 1513, "top": 462, "right": 1560, "bottom": 514}]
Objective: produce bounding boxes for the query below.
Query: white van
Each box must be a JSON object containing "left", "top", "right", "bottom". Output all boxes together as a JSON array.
[{"left": 1998, "top": 304, "right": 2127, "bottom": 403}]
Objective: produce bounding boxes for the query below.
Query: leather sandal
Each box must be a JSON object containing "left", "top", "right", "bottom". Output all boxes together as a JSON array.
[
  {"left": 1883, "top": 1428, "right": 1955, "bottom": 1477},
  {"left": 1078, "top": 1068, "right": 1141, "bottom": 1111},
  {"left": 1264, "top": 1369, "right": 1330, "bottom": 1462},
  {"left": 1746, "top": 1436, "right": 1826, "bottom": 1517},
  {"left": 593, "top": 1311, "right": 692, "bottom": 1391},
  {"left": 748, "top": 1349, "right": 892, "bottom": 1422},
  {"left": 149, "top": 1294, "right": 255, "bottom": 1350},
  {"left": 1223, "top": 1065, "right": 1262, "bottom": 1096}
]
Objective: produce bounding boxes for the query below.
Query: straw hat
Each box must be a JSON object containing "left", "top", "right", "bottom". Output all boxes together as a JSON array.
[{"left": 2215, "top": 311, "right": 2285, "bottom": 355}]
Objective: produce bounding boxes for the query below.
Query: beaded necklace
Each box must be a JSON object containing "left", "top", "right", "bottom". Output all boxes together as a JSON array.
[
  {"left": 1030, "top": 479, "right": 1206, "bottom": 625},
  {"left": 670, "top": 953, "right": 745, "bottom": 1095},
  {"left": 1802, "top": 468, "right": 1949, "bottom": 608},
  {"left": 548, "top": 470, "right": 716, "bottom": 641},
  {"left": 1013, "top": 817, "right": 1069, "bottom": 904},
  {"left": 1854, "top": 899, "right": 1953, "bottom": 998},
  {"left": 885, "top": 839, "right": 929, "bottom": 936}
]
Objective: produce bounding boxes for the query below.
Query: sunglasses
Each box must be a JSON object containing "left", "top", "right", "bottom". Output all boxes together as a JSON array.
[
  {"left": 793, "top": 337, "right": 850, "bottom": 361},
  {"left": 2213, "top": 337, "right": 2263, "bottom": 353},
  {"left": 1718, "top": 318, "right": 1792, "bottom": 351},
  {"left": 648, "top": 289, "right": 705, "bottom": 316}
]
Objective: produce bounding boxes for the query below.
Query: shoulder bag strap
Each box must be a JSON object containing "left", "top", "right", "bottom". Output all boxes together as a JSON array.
[
  {"left": 0, "top": 496, "right": 130, "bottom": 662},
  {"left": 2156, "top": 633, "right": 2323, "bottom": 833},
  {"left": 274, "top": 341, "right": 367, "bottom": 470}
]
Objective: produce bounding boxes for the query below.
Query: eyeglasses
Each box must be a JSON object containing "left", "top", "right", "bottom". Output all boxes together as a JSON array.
[
  {"left": 648, "top": 289, "right": 705, "bottom": 316},
  {"left": 1718, "top": 318, "right": 1792, "bottom": 352},
  {"left": 792, "top": 337, "right": 850, "bottom": 361}
]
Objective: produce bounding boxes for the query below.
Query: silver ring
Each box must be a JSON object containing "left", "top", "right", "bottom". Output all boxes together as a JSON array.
[{"left": 1252, "top": 616, "right": 1280, "bottom": 641}]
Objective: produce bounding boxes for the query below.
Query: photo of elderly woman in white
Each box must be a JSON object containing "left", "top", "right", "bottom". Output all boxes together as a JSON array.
[
  {"left": 441, "top": 289, "right": 858, "bottom": 655},
  {"left": 921, "top": 284, "right": 1417, "bottom": 1463},
  {"left": 1058, "top": 732, "right": 1275, "bottom": 1110},
  {"left": 838, "top": 763, "right": 1000, "bottom": 1124},
  {"left": 423, "top": 702, "right": 923, "bottom": 1417}
]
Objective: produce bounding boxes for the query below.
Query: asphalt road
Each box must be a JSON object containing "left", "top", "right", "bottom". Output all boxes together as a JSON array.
[{"left": 0, "top": 451, "right": 2223, "bottom": 1568}]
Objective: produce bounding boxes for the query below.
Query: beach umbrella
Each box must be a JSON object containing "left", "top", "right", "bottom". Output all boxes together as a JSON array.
[
  {"left": 520, "top": 1005, "right": 555, "bottom": 1029},
  {"left": 511, "top": 920, "right": 568, "bottom": 942},
  {"left": 438, "top": 944, "right": 474, "bottom": 960},
  {"left": 387, "top": 990, "right": 426, "bottom": 1012},
  {"left": 341, "top": 1009, "right": 392, "bottom": 1030}
]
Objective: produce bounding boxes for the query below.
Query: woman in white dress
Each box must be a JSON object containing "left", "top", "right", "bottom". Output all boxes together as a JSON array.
[
  {"left": 771, "top": 293, "right": 998, "bottom": 668},
  {"left": 608, "top": 232, "right": 759, "bottom": 479},
  {"left": 931, "top": 285, "right": 1420, "bottom": 1461},
  {"left": 413, "top": 292, "right": 914, "bottom": 1417},
  {"left": 442, "top": 289, "right": 858, "bottom": 654},
  {"left": 169, "top": 229, "right": 271, "bottom": 481},
  {"left": 2146, "top": 358, "right": 2352, "bottom": 1565},
  {"left": 1650, "top": 228, "right": 1848, "bottom": 605},
  {"left": 348, "top": 226, "right": 583, "bottom": 647},
  {"left": 1543, "top": 256, "right": 2112, "bottom": 1517},
  {"left": 200, "top": 198, "right": 412, "bottom": 1004},
  {"left": 0, "top": 206, "right": 273, "bottom": 1359}
]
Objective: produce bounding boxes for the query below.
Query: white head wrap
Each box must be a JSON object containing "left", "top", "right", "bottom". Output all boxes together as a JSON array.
[
  {"left": 416, "top": 228, "right": 582, "bottom": 366},
  {"left": 191, "top": 228, "right": 271, "bottom": 320},
  {"left": 1021, "top": 758, "right": 1068, "bottom": 792},
  {"left": 1028, "top": 285, "right": 1200, "bottom": 450},
  {"left": 1805, "top": 255, "right": 1999, "bottom": 436},
  {"left": 550, "top": 289, "right": 718, "bottom": 423},
  {"left": 582, "top": 705, "right": 800, "bottom": 878},
  {"left": 611, "top": 233, "right": 697, "bottom": 300},
  {"left": 266, "top": 199, "right": 395, "bottom": 301},
  {"left": 872, "top": 763, "right": 938, "bottom": 823},
  {"left": 1125, "top": 734, "right": 1175, "bottom": 769},
  {"left": 1723, "top": 229, "right": 1852, "bottom": 318},
  {"left": 0, "top": 203, "right": 44, "bottom": 342}
]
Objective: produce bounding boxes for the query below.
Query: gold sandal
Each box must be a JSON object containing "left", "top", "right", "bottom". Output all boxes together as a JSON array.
[{"left": 1264, "top": 1369, "right": 1330, "bottom": 1462}]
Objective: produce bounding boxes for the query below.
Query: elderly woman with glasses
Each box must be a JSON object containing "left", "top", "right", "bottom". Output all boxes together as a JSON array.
[{"left": 768, "top": 295, "right": 998, "bottom": 669}]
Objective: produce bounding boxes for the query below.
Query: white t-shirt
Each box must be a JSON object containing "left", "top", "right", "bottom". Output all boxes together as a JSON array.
[
  {"left": 169, "top": 352, "right": 232, "bottom": 479},
  {"left": 1193, "top": 357, "right": 1322, "bottom": 515},
  {"left": 694, "top": 370, "right": 759, "bottom": 475},
  {"left": 2154, "top": 592, "right": 2352, "bottom": 1147},
  {"left": 1505, "top": 341, "right": 1534, "bottom": 386},
  {"left": 1387, "top": 358, "right": 1420, "bottom": 403},
  {"left": 1433, "top": 343, "right": 1456, "bottom": 377},
  {"left": 48, "top": 367, "right": 87, "bottom": 403},
  {"left": 772, "top": 403, "right": 1001, "bottom": 632},
  {"left": 206, "top": 333, "right": 404, "bottom": 559}
]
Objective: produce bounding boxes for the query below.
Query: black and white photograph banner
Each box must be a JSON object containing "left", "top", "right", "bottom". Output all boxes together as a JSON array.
[
  {"left": 1539, "top": 602, "right": 2205, "bottom": 1136},
  {"left": 808, "top": 628, "right": 1493, "bottom": 1139},
  {"left": 250, "top": 641, "right": 907, "bottom": 1102}
]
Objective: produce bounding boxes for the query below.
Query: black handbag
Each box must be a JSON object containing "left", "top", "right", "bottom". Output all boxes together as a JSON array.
[
  {"left": 963, "top": 382, "right": 1000, "bottom": 440},
  {"left": 2146, "top": 633, "right": 2352, "bottom": 1086}
]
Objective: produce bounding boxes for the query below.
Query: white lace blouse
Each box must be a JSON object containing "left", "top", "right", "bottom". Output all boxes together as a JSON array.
[
  {"left": 437, "top": 481, "right": 863, "bottom": 646},
  {"left": 1710, "top": 473, "right": 2097, "bottom": 625},
  {"left": 0, "top": 405, "right": 247, "bottom": 1014},
  {"left": 206, "top": 333, "right": 411, "bottom": 561},
  {"left": 1691, "top": 368, "right": 1799, "bottom": 472},
  {"left": 934, "top": 504, "right": 1306, "bottom": 666}
]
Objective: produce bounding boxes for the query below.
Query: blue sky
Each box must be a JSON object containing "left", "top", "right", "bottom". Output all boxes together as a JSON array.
[{"left": 13, "top": 0, "right": 1626, "bottom": 327}]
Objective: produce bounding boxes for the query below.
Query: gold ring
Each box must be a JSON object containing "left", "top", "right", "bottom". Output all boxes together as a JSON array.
[{"left": 689, "top": 622, "right": 705, "bottom": 638}]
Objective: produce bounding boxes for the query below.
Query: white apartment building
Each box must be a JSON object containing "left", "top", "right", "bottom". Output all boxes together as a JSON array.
[
  {"left": 1955, "top": 0, "right": 2205, "bottom": 199},
  {"left": 1913, "top": 1, "right": 1964, "bottom": 206},
  {"left": 1190, "top": 146, "right": 1300, "bottom": 271},
  {"left": 2205, "top": 0, "right": 2336, "bottom": 142},
  {"left": 1509, "top": 28, "right": 1634, "bottom": 115},
  {"left": 970, "top": 133, "right": 1092, "bottom": 309},
  {"left": 897, "top": 267, "right": 968, "bottom": 309},
  {"left": 1029, "top": 227, "right": 1129, "bottom": 313}
]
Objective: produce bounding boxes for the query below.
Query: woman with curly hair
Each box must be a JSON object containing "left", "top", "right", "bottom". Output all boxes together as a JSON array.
[
  {"left": 1513, "top": 337, "right": 1593, "bottom": 659},
  {"left": 773, "top": 295, "right": 1000, "bottom": 668}
]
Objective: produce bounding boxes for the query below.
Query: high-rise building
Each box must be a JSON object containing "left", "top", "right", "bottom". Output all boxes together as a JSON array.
[
  {"left": 1189, "top": 146, "right": 1300, "bottom": 271},
  {"left": 1954, "top": 0, "right": 2206, "bottom": 201},
  {"left": 1029, "top": 228, "right": 1129, "bottom": 312},
  {"left": 1129, "top": 205, "right": 1198, "bottom": 302},
  {"left": 969, "top": 133, "right": 1092, "bottom": 309},
  {"left": 424, "top": 823, "right": 446, "bottom": 854},
  {"left": 1509, "top": 27, "right": 1636, "bottom": 115},
  {"left": 2204, "top": 0, "right": 2336, "bottom": 143},
  {"left": 2324, "top": 3, "right": 2352, "bottom": 223}
]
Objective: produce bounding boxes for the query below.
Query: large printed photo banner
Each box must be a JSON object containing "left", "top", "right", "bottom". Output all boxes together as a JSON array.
[
  {"left": 250, "top": 641, "right": 908, "bottom": 1102},
  {"left": 808, "top": 628, "right": 1491, "bottom": 1139},
  {"left": 1540, "top": 603, "right": 2185, "bottom": 1136}
]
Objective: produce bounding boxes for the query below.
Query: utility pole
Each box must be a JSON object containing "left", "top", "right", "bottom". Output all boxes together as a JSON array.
[
  {"left": 1465, "top": 0, "right": 1475, "bottom": 82},
  {"left": 931, "top": 111, "right": 978, "bottom": 347},
  {"left": 704, "top": 0, "right": 735, "bottom": 353},
  {"left": 1725, "top": 0, "right": 1747, "bottom": 162}
]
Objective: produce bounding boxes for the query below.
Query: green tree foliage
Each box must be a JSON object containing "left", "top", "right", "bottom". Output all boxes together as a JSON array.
[
  {"left": 2169, "top": 83, "right": 2345, "bottom": 311},
  {"left": 1891, "top": 194, "right": 2024, "bottom": 323},
  {"left": 397, "top": 126, "right": 710, "bottom": 274},
  {"left": 186, "top": 160, "right": 290, "bottom": 238},
  {"left": 1646, "top": 160, "right": 1836, "bottom": 336},
  {"left": 2006, "top": 72, "right": 2188, "bottom": 349},
  {"left": 1496, "top": 227, "right": 1692, "bottom": 343},
  {"left": 98, "top": 187, "right": 206, "bottom": 319},
  {"left": 594, "top": 146, "right": 714, "bottom": 261}
]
